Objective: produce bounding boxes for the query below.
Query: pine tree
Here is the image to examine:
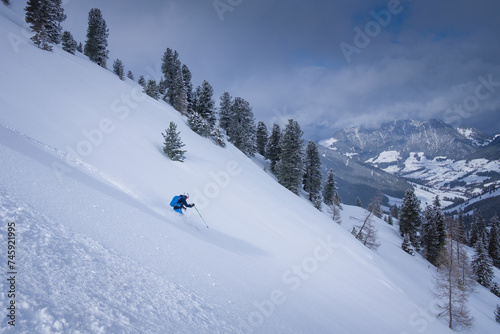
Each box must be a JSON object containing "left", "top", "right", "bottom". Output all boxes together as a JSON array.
[
  {"left": 182, "top": 64, "right": 194, "bottom": 114},
  {"left": 356, "top": 197, "right": 362, "bottom": 207},
  {"left": 469, "top": 209, "right": 487, "bottom": 247},
  {"left": 112, "top": 59, "right": 125, "bottom": 80},
  {"left": 266, "top": 123, "right": 281, "bottom": 174},
  {"left": 322, "top": 169, "right": 338, "bottom": 206},
  {"left": 488, "top": 215, "right": 500, "bottom": 268},
  {"left": 256, "top": 121, "right": 268, "bottom": 156},
  {"left": 172, "top": 64, "right": 187, "bottom": 114},
  {"left": 303, "top": 140, "right": 322, "bottom": 208},
  {"left": 144, "top": 80, "right": 159, "bottom": 100},
  {"left": 491, "top": 283, "right": 500, "bottom": 298},
  {"left": 218, "top": 92, "right": 233, "bottom": 135},
  {"left": 76, "top": 42, "right": 83, "bottom": 53},
  {"left": 276, "top": 119, "right": 304, "bottom": 195},
  {"left": 84, "top": 8, "right": 109, "bottom": 68},
  {"left": 399, "top": 189, "right": 421, "bottom": 250},
  {"left": 187, "top": 111, "right": 208, "bottom": 137},
  {"left": 25, "top": 0, "right": 66, "bottom": 51},
  {"left": 162, "top": 122, "right": 186, "bottom": 162},
  {"left": 227, "top": 97, "right": 256, "bottom": 156},
  {"left": 421, "top": 204, "right": 441, "bottom": 266},
  {"left": 127, "top": 71, "right": 134, "bottom": 81},
  {"left": 160, "top": 48, "right": 179, "bottom": 105},
  {"left": 420, "top": 197, "right": 447, "bottom": 266},
  {"left": 210, "top": 124, "right": 226, "bottom": 148},
  {"left": 2, "top": 0, "right": 11, "bottom": 6},
  {"left": 495, "top": 305, "right": 500, "bottom": 324},
  {"left": 432, "top": 231, "right": 474, "bottom": 331},
  {"left": 433, "top": 196, "right": 447, "bottom": 250},
  {"left": 195, "top": 81, "right": 216, "bottom": 127},
  {"left": 471, "top": 239, "right": 494, "bottom": 288},
  {"left": 138, "top": 75, "right": 146, "bottom": 88},
  {"left": 61, "top": 30, "right": 77, "bottom": 54},
  {"left": 402, "top": 234, "right": 415, "bottom": 255}
]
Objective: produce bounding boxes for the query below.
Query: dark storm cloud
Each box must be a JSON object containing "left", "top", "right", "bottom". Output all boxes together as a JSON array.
[{"left": 11, "top": 0, "right": 500, "bottom": 138}]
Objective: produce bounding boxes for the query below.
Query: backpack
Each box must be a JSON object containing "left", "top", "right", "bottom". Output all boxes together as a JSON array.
[{"left": 170, "top": 195, "right": 180, "bottom": 207}]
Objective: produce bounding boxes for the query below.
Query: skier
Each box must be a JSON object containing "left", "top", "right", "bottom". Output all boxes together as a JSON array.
[{"left": 172, "top": 193, "right": 195, "bottom": 214}]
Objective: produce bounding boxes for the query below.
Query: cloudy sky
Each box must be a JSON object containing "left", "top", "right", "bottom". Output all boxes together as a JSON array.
[{"left": 12, "top": 0, "right": 500, "bottom": 139}]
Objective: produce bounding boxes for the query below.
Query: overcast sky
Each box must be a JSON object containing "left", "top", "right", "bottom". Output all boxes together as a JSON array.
[{"left": 12, "top": 0, "right": 500, "bottom": 139}]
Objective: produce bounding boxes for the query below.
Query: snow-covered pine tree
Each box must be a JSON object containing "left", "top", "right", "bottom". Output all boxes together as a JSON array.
[
  {"left": 76, "top": 42, "right": 83, "bottom": 53},
  {"left": 127, "top": 71, "right": 134, "bottom": 81},
  {"left": 488, "top": 215, "right": 500, "bottom": 268},
  {"left": 457, "top": 209, "right": 468, "bottom": 246},
  {"left": 402, "top": 234, "right": 415, "bottom": 255},
  {"left": 160, "top": 48, "right": 178, "bottom": 105},
  {"left": 495, "top": 305, "right": 500, "bottom": 324},
  {"left": 182, "top": 64, "right": 194, "bottom": 114},
  {"left": 25, "top": 0, "right": 66, "bottom": 51},
  {"left": 61, "top": 31, "right": 77, "bottom": 54},
  {"left": 210, "top": 124, "right": 226, "bottom": 148},
  {"left": 172, "top": 64, "right": 187, "bottom": 114},
  {"left": 84, "top": 8, "right": 109, "bottom": 68},
  {"left": 162, "top": 122, "right": 186, "bottom": 162},
  {"left": 256, "top": 121, "right": 268, "bottom": 157},
  {"left": 218, "top": 92, "right": 233, "bottom": 135},
  {"left": 433, "top": 196, "right": 447, "bottom": 250},
  {"left": 144, "top": 80, "right": 159, "bottom": 100},
  {"left": 112, "top": 59, "right": 125, "bottom": 80},
  {"left": 195, "top": 81, "right": 216, "bottom": 128},
  {"left": 138, "top": 75, "right": 146, "bottom": 88},
  {"left": 471, "top": 238, "right": 494, "bottom": 288},
  {"left": 356, "top": 197, "right": 362, "bottom": 207},
  {"left": 491, "top": 283, "right": 500, "bottom": 298},
  {"left": 187, "top": 111, "right": 207, "bottom": 137},
  {"left": 469, "top": 208, "right": 487, "bottom": 247},
  {"left": 228, "top": 97, "right": 256, "bottom": 156},
  {"left": 303, "top": 140, "right": 322, "bottom": 209},
  {"left": 46, "top": 0, "right": 65, "bottom": 44},
  {"left": 276, "top": 119, "right": 304, "bottom": 195},
  {"left": 2, "top": 0, "right": 10, "bottom": 6},
  {"left": 266, "top": 123, "right": 281, "bottom": 174},
  {"left": 421, "top": 204, "right": 441, "bottom": 266},
  {"left": 322, "top": 169, "right": 338, "bottom": 206},
  {"left": 432, "top": 228, "right": 474, "bottom": 331},
  {"left": 399, "top": 189, "right": 421, "bottom": 251}
]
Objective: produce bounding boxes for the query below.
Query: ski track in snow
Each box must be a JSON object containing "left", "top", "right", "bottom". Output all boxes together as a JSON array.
[{"left": 0, "top": 190, "right": 234, "bottom": 334}]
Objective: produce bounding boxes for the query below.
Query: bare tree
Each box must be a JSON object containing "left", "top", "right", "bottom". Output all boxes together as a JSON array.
[
  {"left": 432, "top": 217, "right": 474, "bottom": 331},
  {"left": 355, "top": 211, "right": 380, "bottom": 250}
]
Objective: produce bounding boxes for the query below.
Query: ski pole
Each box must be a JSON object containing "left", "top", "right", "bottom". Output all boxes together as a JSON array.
[{"left": 194, "top": 206, "right": 209, "bottom": 228}]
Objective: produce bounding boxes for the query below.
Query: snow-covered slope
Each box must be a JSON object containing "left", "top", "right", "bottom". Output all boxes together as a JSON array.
[{"left": 0, "top": 6, "right": 498, "bottom": 333}]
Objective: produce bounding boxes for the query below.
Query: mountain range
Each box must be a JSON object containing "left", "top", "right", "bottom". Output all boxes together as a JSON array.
[{"left": 319, "top": 119, "right": 500, "bottom": 218}]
